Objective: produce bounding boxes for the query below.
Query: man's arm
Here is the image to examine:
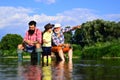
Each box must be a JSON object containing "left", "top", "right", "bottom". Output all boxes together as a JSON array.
[
  {"left": 62, "top": 25, "right": 81, "bottom": 33},
  {"left": 71, "top": 25, "right": 81, "bottom": 30}
]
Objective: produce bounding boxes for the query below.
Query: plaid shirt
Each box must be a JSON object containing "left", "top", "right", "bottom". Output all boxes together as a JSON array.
[
  {"left": 52, "top": 27, "right": 72, "bottom": 46},
  {"left": 24, "top": 27, "right": 42, "bottom": 46}
]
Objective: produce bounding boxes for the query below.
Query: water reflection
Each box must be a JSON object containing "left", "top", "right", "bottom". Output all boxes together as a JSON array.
[
  {"left": 1, "top": 58, "right": 120, "bottom": 80},
  {"left": 17, "top": 62, "right": 42, "bottom": 80},
  {"left": 52, "top": 60, "right": 73, "bottom": 80},
  {"left": 66, "top": 60, "right": 73, "bottom": 79},
  {"left": 23, "top": 65, "right": 41, "bottom": 80},
  {"left": 17, "top": 62, "right": 24, "bottom": 80},
  {"left": 42, "top": 65, "right": 52, "bottom": 80}
]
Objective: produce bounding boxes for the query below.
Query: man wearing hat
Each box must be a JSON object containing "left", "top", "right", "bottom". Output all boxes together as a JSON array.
[
  {"left": 42, "top": 23, "right": 54, "bottom": 64},
  {"left": 52, "top": 23, "right": 81, "bottom": 61}
]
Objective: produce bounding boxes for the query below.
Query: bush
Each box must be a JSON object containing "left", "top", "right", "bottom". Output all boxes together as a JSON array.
[
  {"left": 103, "top": 44, "right": 120, "bottom": 57},
  {"left": 81, "top": 40, "right": 120, "bottom": 59},
  {"left": 0, "top": 34, "right": 23, "bottom": 56},
  {"left": 0, "top": 50, "right": 3, "bottom": 56},
  {"left": 72, "top": 44, "right": 82, "bottom": 57}
]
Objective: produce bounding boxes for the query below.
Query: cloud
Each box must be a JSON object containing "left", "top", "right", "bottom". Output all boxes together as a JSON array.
[
  {"left": 102, "top": 14, "right": 120, "bottom": 22},
  {"left": 0, "top": 6, "right": 120, "bottom": 29},
  {"left": 0, "top": 6, "right": 120, "bottom": 39},
  {"left": 35, "top": 0, "right": 56, "bottom": 4},
  {"left": 30, "top": 8, "right": 101, "bottom": 27},
  {"left": 54, "top": 8, "right": 100, "bottom": 26},
  {"left": 0, "top": 6, "right": 32, "bottom": 29}
]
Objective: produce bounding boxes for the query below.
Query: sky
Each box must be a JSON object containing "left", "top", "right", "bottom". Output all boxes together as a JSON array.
[{"left": 0, "top": 0, "right": 120, "bottom": 39}]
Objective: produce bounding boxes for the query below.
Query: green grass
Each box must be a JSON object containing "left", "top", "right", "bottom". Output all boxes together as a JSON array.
[{"left": 82, "top": 40, "right": 120, "bottom": 59}]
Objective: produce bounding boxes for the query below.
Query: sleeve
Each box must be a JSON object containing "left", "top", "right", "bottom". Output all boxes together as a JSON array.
[
  {"left": 36, "top": 29, "right": 42, "bottom": 44},
  {"left": 62, "top": 27, "right": 72, "bottom": 33}
]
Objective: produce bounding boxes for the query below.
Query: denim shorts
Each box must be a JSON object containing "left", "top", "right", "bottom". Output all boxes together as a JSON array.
[
  {"left": 25, "top": 45, "right": 36, "bottom": 53},
  {"left": 42, "top": 47, "right": 51, "bottom": 56}
]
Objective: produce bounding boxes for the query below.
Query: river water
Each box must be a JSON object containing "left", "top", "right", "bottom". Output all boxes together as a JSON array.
[{"left": 0, "top": 57, "right": 120, "bottom": 80}]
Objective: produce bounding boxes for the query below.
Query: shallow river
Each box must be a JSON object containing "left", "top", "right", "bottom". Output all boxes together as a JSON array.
[{"left": 0, "top": 57, "right": 120, "bottom": 80}]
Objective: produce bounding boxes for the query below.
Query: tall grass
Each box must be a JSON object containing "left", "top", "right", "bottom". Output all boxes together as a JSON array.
[
  {"left": 0, "top": 49, "right": 30, "bottom": 57},
  {"left": 72, "top": 44, "right": 82, "bottom": 57},
  {"left": 82, "top": 40, "right": 120, "bottom": 59}
]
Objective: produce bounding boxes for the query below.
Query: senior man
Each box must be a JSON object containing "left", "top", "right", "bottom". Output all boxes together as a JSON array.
[{"left": 52, "top": 23, "right": 81, "bottom": 61}]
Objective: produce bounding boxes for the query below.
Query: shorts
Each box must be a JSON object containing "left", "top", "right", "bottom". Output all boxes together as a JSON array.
[
  {"left": 51, "top": 46, "right": 71, "bottom": 53},
  {"left": 24, "top": 45, "right": 36, "bottom": 53},
  {"left": 42, "top": 47, "right": 51, "bottom": 56}
]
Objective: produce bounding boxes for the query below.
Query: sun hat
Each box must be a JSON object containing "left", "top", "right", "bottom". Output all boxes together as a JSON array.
[
  {"left": 54, "top": 23, "right": 61, "bottom": 28},
  {"left": 44, "top": 23, "right": 54, "bottom": 30}
]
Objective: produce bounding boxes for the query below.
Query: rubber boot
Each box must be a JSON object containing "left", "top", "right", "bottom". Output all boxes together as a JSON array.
[{"left": 36, "top": 48, "right": 42, "bottom": 65}]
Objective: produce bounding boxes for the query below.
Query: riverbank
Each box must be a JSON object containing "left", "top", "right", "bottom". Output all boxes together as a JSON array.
[
  {"left": 2, "top": 56, "right": 120, "bottom": 60},
  {"left": 1, "top": 56, "right": 30, "bottom": 59},
  {"left": 1, "top": 55, "right": 79, "bottom": 59}
]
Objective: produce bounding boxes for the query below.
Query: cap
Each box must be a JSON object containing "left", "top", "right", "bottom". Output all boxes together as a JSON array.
[
  {"left": 44, "top": 23, "right": 54, "bottom": 30},
  {"left": 54, "top": 23, "right": 61, "bottom": 28}
]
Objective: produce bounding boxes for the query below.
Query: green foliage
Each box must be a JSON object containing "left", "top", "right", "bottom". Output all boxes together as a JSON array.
[
  {"left": 102, "top": 41, "right": 120, "bottom": 57},
  {"left": 1, "top": 49, "right": 30, "bottom": 56},
  {"left": 82, "top": 40, "right": 120, "bottom": 59},
  {"left": 0, "top": 34, "right": 23, "bottom": 56},
  {"left": 0, "top": 50, "right": 3, "bottom": 56},
  {"left": 72, "top": 44, "right": 82, "bottom": 57},
  {"left": 0, "top": 34, "right": 23, "bottom": 50},
  {"left": 64, "top": 32, "right": 72, "bottom": 43},
  {"left": 73, "top": 19, "right": 120, "bottom": 47},
  {"left": 73, "top": 28, "right": 84, "bottom": 44},
  {"left": 64, "top": 26, "right": 73, "bottom": 43}
]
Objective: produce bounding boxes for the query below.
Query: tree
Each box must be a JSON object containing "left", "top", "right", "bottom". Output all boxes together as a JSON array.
[
  {"left": 64, "top": 26, "right": 73, "bottom": 43},
  {"left": 0, "top": 34, "right": 23, "bottom": 50},
  {"left": 73, "top": 19, "right": 120, "bottom": 47}
]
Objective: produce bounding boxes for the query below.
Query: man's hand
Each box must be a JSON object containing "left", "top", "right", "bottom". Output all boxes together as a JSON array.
[
  {"left": 64, "top": 44, "right": 71, "bottom": 48},
  {"left": 58, "top": 44, "right": 64, "bottom": 47},
  {"left": 77, "top": 25, "right": 81, "bottom": 29},
  {"left": 24, "top": 40, "right": 31, "bottom": 45},
  {"left": 24, "top": 40, "right": 38, "bottom": 45}
]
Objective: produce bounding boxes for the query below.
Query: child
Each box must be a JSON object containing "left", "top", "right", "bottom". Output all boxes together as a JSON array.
[{"left": 42, "top": 23, "right": 54, "bottom": 64}]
